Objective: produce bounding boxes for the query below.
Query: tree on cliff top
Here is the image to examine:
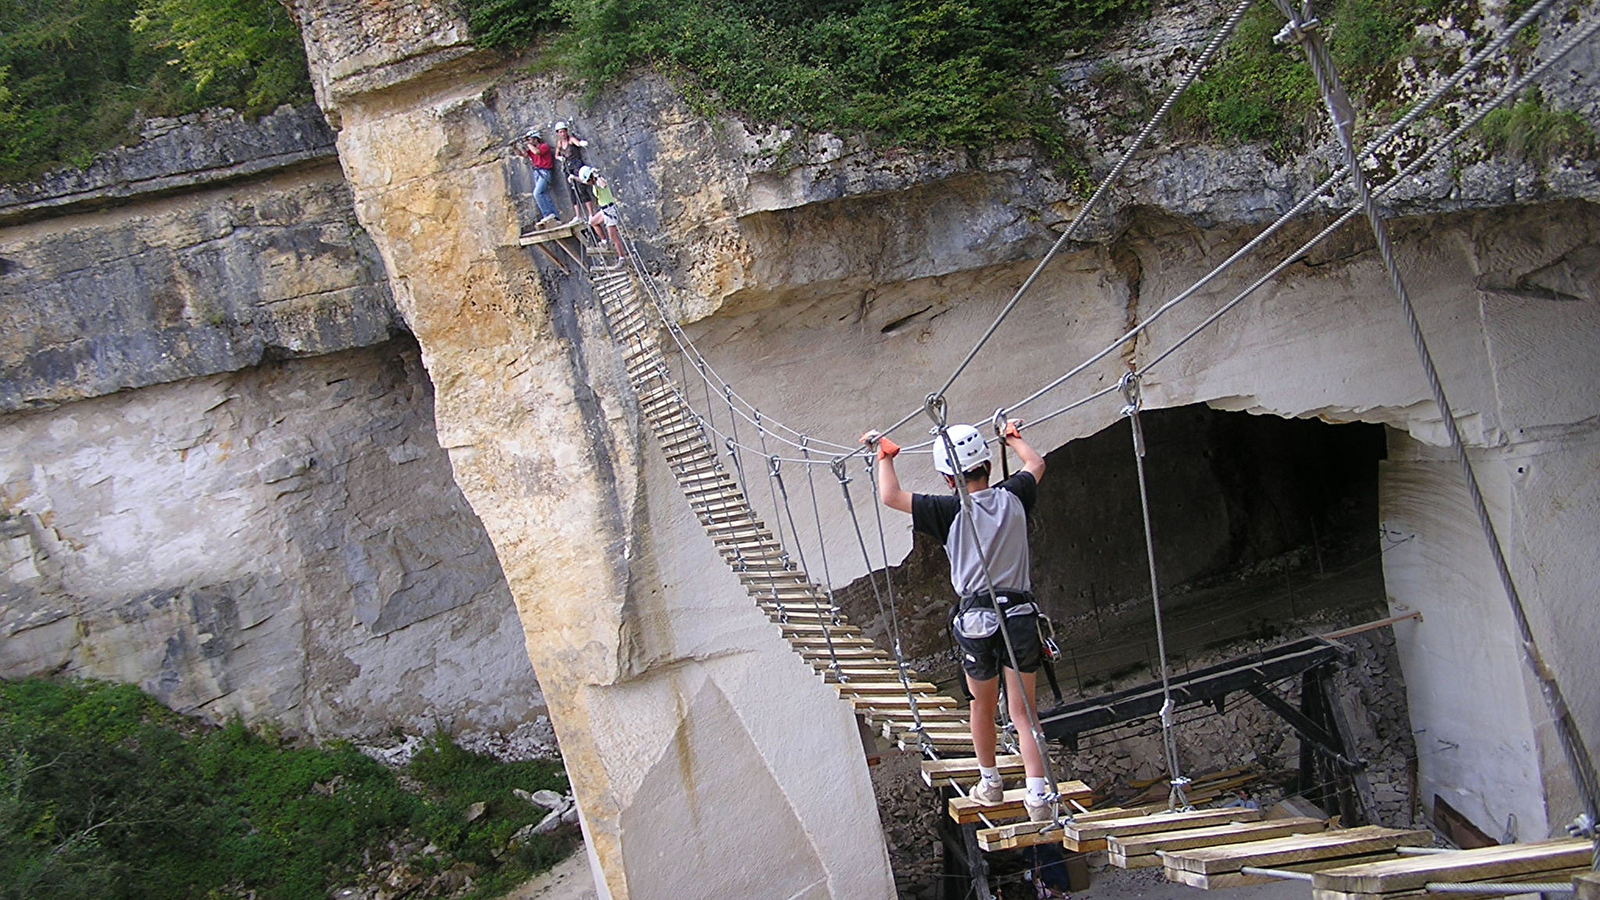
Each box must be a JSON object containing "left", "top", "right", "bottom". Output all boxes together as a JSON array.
[{"left": 0, "top": 0, "right": 311, "bottom": 183}]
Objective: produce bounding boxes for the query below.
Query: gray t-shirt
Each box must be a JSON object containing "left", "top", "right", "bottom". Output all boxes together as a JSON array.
[{"left": 911, "top": 472, "right": 1036, "bottom": 598}]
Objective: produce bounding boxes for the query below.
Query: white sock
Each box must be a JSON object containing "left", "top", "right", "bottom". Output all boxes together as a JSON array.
[
  {"left": 978, "top": 766, "right": 1002, "bottom": 785},
  {"left": 1026, "top": 776, "right": 1050, "bottom": 801}
]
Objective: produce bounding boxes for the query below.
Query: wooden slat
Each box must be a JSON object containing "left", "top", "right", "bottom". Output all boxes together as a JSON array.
[
  {"left": 920, "top": 755, "right": 1027, "bottom": 787},
  {"left": 1169, "top": 851, "right": 1404, "bottom": 889},
  {"left": 1311, "top": 866, "right": 1593, "bottom": 900},
  {"left": 977, "top": 819, "right": 1071, "bottom": 851},
  {"left": 1164, "top": 826, "right": 1432, "bottom": 876},
  {"left": 1310, "top": 838, "right": 1594, "bottom": 895},
  {"left": 1064, "top": 808, "right": 1265, "bottom": 852},
  {"left": 1108, "top": 817, "right": 1328, "bottom": 869},
  {"left": 949, "top": 781, "right": 1095, "bottom": 824}
]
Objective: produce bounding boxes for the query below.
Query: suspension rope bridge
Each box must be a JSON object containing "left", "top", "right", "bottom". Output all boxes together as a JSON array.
[{"left": 521, "top": 0, "right": 1600, "bottom": 893}]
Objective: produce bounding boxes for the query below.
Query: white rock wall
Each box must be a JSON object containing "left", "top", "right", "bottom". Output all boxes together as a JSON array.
[{"left": 0, "top": 340, "right": 540, "bottom": 737}]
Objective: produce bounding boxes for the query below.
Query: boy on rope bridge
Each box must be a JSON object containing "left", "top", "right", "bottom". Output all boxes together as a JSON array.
[{"left": 862, "top": 420, "right": 1053, "bottom": 822}]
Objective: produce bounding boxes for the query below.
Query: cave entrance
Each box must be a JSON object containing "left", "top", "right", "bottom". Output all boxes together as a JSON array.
[{"left": 846, "top": 404, "right": 1389, "bottom": 697}]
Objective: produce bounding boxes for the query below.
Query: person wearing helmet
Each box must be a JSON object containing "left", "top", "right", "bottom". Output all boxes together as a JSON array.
[
  {"left": 519, "top": 128, "right": 560, "bottom": 227},
  {"left": 554, "top": 121, "right": 595, "bottom": 224},
  {"left": 576, "top": 165, "right": 628, "bottom": 268},
  {"left": 863, "top": 419, "right": 1050, "bottom": 820}
]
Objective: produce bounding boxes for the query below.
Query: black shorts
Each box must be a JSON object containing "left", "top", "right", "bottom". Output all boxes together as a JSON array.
[{"left": 952, "top": 599, "right": 1042, "bottom": 681}]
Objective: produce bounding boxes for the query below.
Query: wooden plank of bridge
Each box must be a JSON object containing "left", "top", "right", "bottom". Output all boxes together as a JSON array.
[
  {"left": 1107, "top": 816, "right": 1329, "bottom": 869},
  {"left": 921, "top": 755, "right": 1028, "bottom": 788},
  {"left": 976, "top": 819, "right": 1070, "bottom": 852},
  {"left": 1309, "top": 838, "right": 1595, "bottom": 897},
  {"left": 948, "top": 781, "right": 1096, "bottom": 824},
  {"left": 1063, "top": 807, "right": 1266, "bottom": 853},
  {"left": 1312, "top": 867, "right": 1593, "bottom": 900},
  {"left": 1161, "top": 825, "right": 1432, "bottom": 888},
  {"left": 1573, "top": 871, "right": 1600, "bottom": 900}
]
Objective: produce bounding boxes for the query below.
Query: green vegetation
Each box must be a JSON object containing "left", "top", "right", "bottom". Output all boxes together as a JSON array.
[
  {"left": 0, "top": 0, "right": 311, "bottom": 182},
  {"left": 478, "top": 0, "right": 1141, "bottom": 161},
  {"left": 1170, "top": 0, "right": 1416, "bottom": 155},
  {"left": 0, "top": 678, "right": 572, "bottom": 900},
  {"left": 1477, "top": 90, "right": 1596, "bottom": 164}
]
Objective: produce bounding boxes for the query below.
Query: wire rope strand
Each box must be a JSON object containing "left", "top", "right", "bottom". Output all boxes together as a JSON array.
[
  {"left": 835, "top": 458, "right": 929, "bottom": 736},
  {"left": 994, "top": 0, "right": 1568, "bottom": 429},
  {"left": 800, "top": 441, "right": 843, "bottom": 626},
  {"left": 770, "top": 452, "right": 844, "bottom": 679},
  {"left": 863, "top": 458, "right": 938, "bottom": 757},
  {"left": 1140, "top": 10, "right": 1600, "bottom": 384},
  {"left": 854, "top": 0, "right": 1261, "bottom": 449},
  {"left": 1118, "top": 372, "right": 1190, "bottom": 810},
  {"left": 1273, "top": 0, "right": 1600, "bottom": 859}
]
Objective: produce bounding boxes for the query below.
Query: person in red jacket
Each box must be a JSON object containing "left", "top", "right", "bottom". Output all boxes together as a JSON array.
[{"left": 520, "top": 128, "right": 560, "bottom": 226}]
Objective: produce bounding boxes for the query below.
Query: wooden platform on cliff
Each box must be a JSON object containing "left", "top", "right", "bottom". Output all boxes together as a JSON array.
[{"left": 517, "top": 221, "right": 588, "bottom": 273}]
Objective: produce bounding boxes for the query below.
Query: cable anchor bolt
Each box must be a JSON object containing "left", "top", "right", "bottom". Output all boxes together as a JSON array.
[
  {"left": 1272, "top": 15, "right": 1322, "bottom": 46},
  {"left": 1118, "top": 370, "right": 1143, "bottom": 417},
  {"left": 1565, "top": 813, "right": 1594, "bottom": 839}
]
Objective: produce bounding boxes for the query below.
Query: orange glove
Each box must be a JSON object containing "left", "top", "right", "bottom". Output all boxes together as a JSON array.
[
  {"left": 1002, "top": 419, "right": 1022, "bottom": 440},
  {"left": 859, "top": 431, "right": 900, "bottom": 460}
]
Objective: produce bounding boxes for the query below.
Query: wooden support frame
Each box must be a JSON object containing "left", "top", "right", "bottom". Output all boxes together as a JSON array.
[{"left": 1039, "top": 637, "right": 1349, "bottom": 750}]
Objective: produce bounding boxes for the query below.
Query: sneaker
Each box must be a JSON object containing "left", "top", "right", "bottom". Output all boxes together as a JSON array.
[
  {"left": 1024, "top": 795, "right": 1053, "bottom": 823},
  {"left": 968, "top": 779, "right": 1004, "bottom": 806},
  {"left": 565, "top": 215, "right": 584, "bottom": 226},
  {"left": 537, "top": 214, "right": 559, "bottom": 228}
]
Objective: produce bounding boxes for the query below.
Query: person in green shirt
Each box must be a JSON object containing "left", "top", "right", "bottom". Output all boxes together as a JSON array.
[{"left": 575, "top": 166, "right": 628, "bottom": 269}]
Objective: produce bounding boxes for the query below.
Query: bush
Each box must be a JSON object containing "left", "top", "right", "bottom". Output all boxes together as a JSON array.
[
  {"left": 535, "top": 0, "right": 1139, "bottom": 156},
  {"left": 0, "top": 678, "right": 572, "bottom": 900},
  {"left": 0, "top": 0, "right": 311, "bottom": 182},
  {"left": 1170, "top": 0, "right": 1416, "bottom": 153}
]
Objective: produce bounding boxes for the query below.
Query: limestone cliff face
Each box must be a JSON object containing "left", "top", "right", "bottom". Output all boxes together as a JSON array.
[{"left": 0, "top": 106, "right": 538, "bottom": 738}]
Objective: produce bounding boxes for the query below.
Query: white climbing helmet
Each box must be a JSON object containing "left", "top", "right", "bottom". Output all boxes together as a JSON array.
[
  {"left": 524, "top": 127, "right": 541, "bottom": 140},
  {"left": 553, "top": 120, "right": 570, "bottom": 131},
  {"left": 577, "top": 165, "right": 596, "bottom": 183},
  {"left": 932, "top": 424, "right": 990, "bottom": 476}
]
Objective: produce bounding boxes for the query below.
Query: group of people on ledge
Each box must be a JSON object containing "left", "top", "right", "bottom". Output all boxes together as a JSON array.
[{"left": 518, "top": 121, "right": 627, "bottom": 267}]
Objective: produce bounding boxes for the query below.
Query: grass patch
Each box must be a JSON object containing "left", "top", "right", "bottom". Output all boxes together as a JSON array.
[
  {"left": 0, "top": 678, "right": 572, "bottom": 900},
  {"left": 1477, "top": 90, "right": 1596, "bottom": 164},
  {"left": 1170, "top": 0, "right": 1418, "bottom": 156}
]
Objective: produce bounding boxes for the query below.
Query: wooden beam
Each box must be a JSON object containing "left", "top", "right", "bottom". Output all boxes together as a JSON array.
[
  {"left": 977, "top": 820, "right": 1069, "bottom": 852},
  {"left": 1309, "top": 838, "right": 1595, "bottom": 895},
  {"left": 948, "top": 781, "right": 1095, "bottom": 824},
  {"left": 921, "top": 755, "right": 1027, "bottom": 788},
  {"left": 1311, "top": 867, "right": 1593, "bottom": 900},
  {"left": 1572, "top": 871, "right": 1600, "bottom": 900},
  {"left": 1169, "top": 851, "right": 1405, "bottom": 889},
  {"left": 1163, "top": 825, "right": 1432, "bottom": 876},
  {"left": 1108, "top": 817, "right": 1328, "bottom": 869},
  {"left": 1064, "top": 808, "right": 1265, "bottom": 852}
]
